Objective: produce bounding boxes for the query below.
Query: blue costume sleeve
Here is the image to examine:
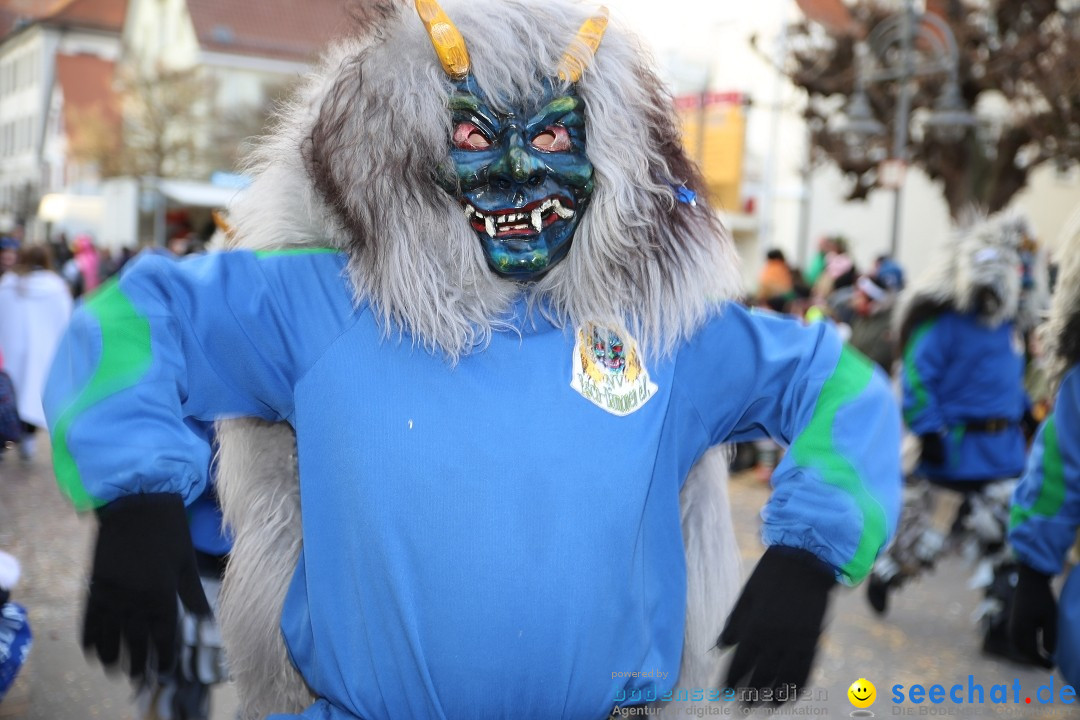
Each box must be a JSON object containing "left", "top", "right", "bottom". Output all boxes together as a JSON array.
[
  {"left": 1010, "top": 366, "right": 1080, "bottom": 575},
  {"left": 43, "top": 250, "right": 348, "bottom": 511},
  {"left": 680, "top": 305, "right": 902, "bottom": 584},
  {"left": 901, "top": 318, "right": 947, "bottom": 434}
]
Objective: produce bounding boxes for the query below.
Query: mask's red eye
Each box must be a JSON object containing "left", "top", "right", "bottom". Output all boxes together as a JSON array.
[
  {"left": 453, "top": 121, "right": 492, "bottom": 150},
  {"left": 531, "top": 125, "right": 570, "bottom": 152}
]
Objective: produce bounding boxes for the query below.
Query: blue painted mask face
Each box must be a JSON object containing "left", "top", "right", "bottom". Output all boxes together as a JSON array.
[{"left": 439, "top": 78, "right": 594, "bottom": 280}]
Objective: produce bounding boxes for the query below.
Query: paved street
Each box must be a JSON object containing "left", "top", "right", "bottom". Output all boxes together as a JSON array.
[{"left": 0, "top": 437, "right": 1068, "bottom": 719}]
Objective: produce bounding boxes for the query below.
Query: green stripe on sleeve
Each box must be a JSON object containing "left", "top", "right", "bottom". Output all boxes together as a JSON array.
[
  {"left": 790, "top": 346, "right": 889, "bottom": 582},
  {"left": 52, "top": 281, "right": 153, "bottom": 510},
  {"left": 1010, "top": 415, "right": 1065, "bottom": 529},
  {"left": 902, "top": 321, "right": 935, "bottom": 426}
]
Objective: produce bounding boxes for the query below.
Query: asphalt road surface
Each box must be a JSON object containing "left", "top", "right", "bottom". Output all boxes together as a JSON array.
[{"left": 0, "top": 438, "right": 1069, "bottom": 719}]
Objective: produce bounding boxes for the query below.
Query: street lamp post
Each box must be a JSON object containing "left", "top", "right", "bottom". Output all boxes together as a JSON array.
[
  {"left": 888, "top": 1, "right": 915, "bottom": 258},
  {"left": 838, "top": 0, "right": 975, "bottom": 258}
]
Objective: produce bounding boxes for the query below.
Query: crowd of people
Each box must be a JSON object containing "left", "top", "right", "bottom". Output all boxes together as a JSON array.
[
  {"left": 752, "top": 236, "right": 906, "bottom": 372},
  {"left": 0, "top": 230, "right": 191, "bottom": 463}
]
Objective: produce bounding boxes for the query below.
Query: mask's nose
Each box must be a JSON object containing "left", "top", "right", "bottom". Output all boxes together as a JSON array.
[{"left": 488, "top": 131, "right": 547, "bottom": 191}]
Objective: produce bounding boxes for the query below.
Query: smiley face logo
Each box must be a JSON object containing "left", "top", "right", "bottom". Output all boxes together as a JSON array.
[{"left": 848, "top": 678, "right": 876, "bottom": 709}]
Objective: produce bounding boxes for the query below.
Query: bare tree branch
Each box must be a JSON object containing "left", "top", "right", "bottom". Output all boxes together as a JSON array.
[{"left": 787, "top": 0, "right": 1080, "bottom": 217}]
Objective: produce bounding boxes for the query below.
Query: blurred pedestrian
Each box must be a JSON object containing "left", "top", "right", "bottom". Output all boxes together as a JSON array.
[
  {"left": 1008, "top": 228, "right": 1080, "bottom": 683},
  {"left": 812, "top": 235, "right": 857, "bottom": 299},
  {"left": 0, "top": 237, "right": 17, "bottom": 276},
  {"left": 848, "top": 274, "right": 896, "bottom": 373},
  {"left": 756, "top": 249, "right": 795, "bottom": 312},
  {"left": 0, "top": 349, "right": 22, "bottom": 458},
  {"left": 49, "top": 232, "right": 72, "bottom": 268},
  {"left": 873, "top": 254, "right": 905, "bottom": 293},
  {"left": 0, "top": 245, "right": 73, "bottom": 459},
  {"left": 868, "top": 215, "right": 1030, "bottom": 658},
  {"left": 61, "top": 234, "right": 101, "bottom": 299},
  {"left": 803, "top": 235, "right": 835, "bottom": 287},
  {"left": 0, "top": 550, "right": 31, "bottom": 715}
]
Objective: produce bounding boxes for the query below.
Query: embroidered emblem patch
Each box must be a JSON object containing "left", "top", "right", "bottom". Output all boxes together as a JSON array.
[{"left": 570, "top": 324, "right": 658, "bottom": 416}]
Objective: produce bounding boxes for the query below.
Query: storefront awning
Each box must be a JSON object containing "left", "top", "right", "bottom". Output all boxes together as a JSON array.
[{"left": 157, "top": 179, "right": 243, "bottom": 208}]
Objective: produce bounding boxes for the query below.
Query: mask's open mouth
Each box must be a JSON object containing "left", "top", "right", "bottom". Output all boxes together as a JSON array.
[
  {"left": 975, "top": 285, "right": 1002, "bottom": 315},
  {"left": 464, "top": 195, "right": 575, "bottom": 239}
]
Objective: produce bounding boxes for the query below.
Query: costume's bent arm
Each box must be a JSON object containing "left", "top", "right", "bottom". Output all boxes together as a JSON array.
[
  {"left": 901, "top": 318, "right": 947, "bottom": 433},
  {"left": 1010, "top": 366, "right": 1080, "bottom": 576},
  {"left": 43, "top": 252, "right": 307, "bottom": 511},
  {"left": 683, "top": 306, "right": 902, "bottom": 584}
]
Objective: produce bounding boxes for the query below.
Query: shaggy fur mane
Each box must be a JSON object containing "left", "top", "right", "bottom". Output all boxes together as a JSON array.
[
  {"left": 1040, "top": 229, "right": 1080, "bottom": 388},
  {"left": 227, "top": 0, "right": 740, "bottom": 362},
  {"left": 894, "top": 212, "right": 1023, "bottom": 350}
]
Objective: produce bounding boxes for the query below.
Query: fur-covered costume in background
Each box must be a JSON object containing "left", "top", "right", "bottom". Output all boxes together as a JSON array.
[
  {"left": 868, "top": 215, "right": 1030, "bottom": 651},
  {"left": 896, "top": 215, "right": 1029, "bottom": 484},
  {"left": 1009, "top": 230, "right": 1080, "bottom": 684},
  {"left": 44, "top": 2, "right": 901, "bottom": 718}
]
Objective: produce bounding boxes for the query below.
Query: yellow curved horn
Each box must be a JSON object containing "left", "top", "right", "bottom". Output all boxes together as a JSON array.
[
  {"left": 415, "top": 0, "right": 471, "bottom": 80},
  {"left": 557, "top": 7, "right": 609, "bottom": 83}
]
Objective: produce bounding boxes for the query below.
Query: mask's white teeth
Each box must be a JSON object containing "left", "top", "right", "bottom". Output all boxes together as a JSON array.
[
  {"left": 552, "top": 200, "right": 574, "bottom": 219},
  {"left": 464, "top": 205, "right": 475, "bottom": 218},
  {"left": 485, "top": 216, "right": 497, "bottom": 238},
  {"left": 530, "top": 207, "right": 544, "bottom": 232}
]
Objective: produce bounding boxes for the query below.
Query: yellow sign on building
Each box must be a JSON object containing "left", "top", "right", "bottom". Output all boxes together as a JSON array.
[{"left": 676, "top": 92, "right": 746, "bottom": 212}]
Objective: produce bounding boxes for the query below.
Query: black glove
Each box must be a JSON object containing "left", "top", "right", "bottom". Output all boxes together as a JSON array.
[
  {"left": 720, "top": 546, "right": 835, "bottom": 703},
  {"left": 85, "top": 493, "right": 210, "bottom": 678},
  {"left": 1008, "top": 564, "right": 1057, "bottom": 668},
  {"left": 920, "top": 432, "right": 946, "bottom": 466}
]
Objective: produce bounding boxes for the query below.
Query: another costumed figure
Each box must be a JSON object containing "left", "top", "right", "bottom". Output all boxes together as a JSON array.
[
  {"left": 44, "top": 2, "right": 901, "bottom": 718},
  {"left": 1009, "top": 229, "right": 1080, "bottom": 684},
  {"left": 868, "top": 215, "right": 1031, "bottom": 651}
]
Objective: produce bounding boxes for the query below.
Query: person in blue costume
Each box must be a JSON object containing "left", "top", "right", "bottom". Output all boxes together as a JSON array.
[
  {"left": 1009, "top": 232, "right": 1080, "bottom": 684},
  {"left": 44, "top": 2, "right": 901, "bottom": 718},
  {"left": 867, "top": 216, "right": 1031, "bottom": 628}
]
